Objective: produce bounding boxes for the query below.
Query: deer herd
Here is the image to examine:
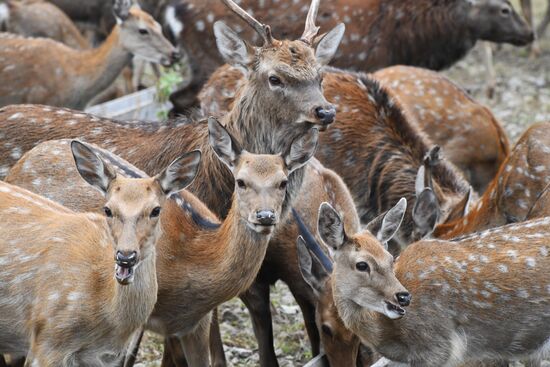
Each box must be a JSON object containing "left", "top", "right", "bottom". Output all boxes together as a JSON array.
[{"left": 0, "top": 0, "right": 548, "bottom": 366}]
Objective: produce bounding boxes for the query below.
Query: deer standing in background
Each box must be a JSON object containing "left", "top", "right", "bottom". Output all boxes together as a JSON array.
[
  {"left": 4, "top": 117, "right": 319, "bottom": 366},
  {"left": 0, "top": 0, "right": 179, "bottom": 109},
  {"left": 0, "top": 0, "right": 88, "bottom": 48},
  {"left": 434, "top": 122, "right": 550, "bottom": 239},
  {"left": 0, "top": 141, "right": 200, "bottom": 366},
  {"left": 164, "top": 0, "right": 533, "bottom": 111},
  {"left": 373, "top": 65, "right": 510, "bottom": 193},
  {"left": 318, "top": 203, "right": 550, "bottom": 366}
]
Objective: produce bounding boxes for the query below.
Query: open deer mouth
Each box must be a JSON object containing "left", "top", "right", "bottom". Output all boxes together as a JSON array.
[
  {"left": 384, "top": 301, "right": 406, "bottom": 319},
  {"left": 248, "top": 222, "right": 276, "bottom": 234},
  {"left": 115, "top": 263, "right": 135, "bottom": 285}
]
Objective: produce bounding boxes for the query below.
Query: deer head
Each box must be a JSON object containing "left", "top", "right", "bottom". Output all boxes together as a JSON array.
[
  {"left": 319, "top": 199, "right": 410, "bottom": 320},
  {"left": 71, "top": 141, "right": 201, "bottom": 284},
  {"left": 113, "top": 0, "right": 180, "bottom": 66},
  {"left": 213, "top": 0, "right": 345, "bottom": 130},
  {"left": 464, "top": 0, "right": 534, "bottom": 45},
  {"left": 208, "top": 117, "right": 318, "bottom": 234}
]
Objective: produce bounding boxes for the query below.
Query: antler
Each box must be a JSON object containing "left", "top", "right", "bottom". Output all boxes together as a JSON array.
[
  {"left": 301, "top": 0, "right": 321, "bottom": 44},
  {"left": 221, "top": 0, "right": 274, "bottom": 45}
]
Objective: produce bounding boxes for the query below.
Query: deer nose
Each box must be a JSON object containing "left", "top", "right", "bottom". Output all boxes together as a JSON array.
[
  {"left": 115, "top": 251, "right": 138, "bottom": 268},
  {"left": 256, "top": 210, "right": 276, "bottom": 225},
  {"left": 315, "top": 106, "right": 336, "bottom": 125},
  {"left": 171, "top": 50, "right": 182, "bottom": 61},
  {"left": 395, "top": 292, "right": 412, "bottom": 307}
]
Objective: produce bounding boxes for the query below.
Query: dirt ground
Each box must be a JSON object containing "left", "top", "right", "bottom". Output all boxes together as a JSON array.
[{"left": 134, "top": 2, "right": 550, "bottom": 366}]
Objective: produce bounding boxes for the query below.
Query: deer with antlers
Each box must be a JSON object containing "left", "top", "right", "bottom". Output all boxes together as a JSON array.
[
  {"left": 0, "top": 140, "right": 200, "bottom": 366},
  {"left": 0, "top": 0, "right": 344, "bottom": 364},
  {"left": 433, "top": 122, "right": 550, "bottom": 240},
  {"left": 0, "top": 0, "right": 179, "bottom": 109},
  {"left": 4, "top": 117, "right": 319, "bottom": 366}
]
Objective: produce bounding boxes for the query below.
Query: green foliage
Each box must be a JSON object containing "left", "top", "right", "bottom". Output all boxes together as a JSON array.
[{"left": 156, "top": 64, "right": 184, "bottom": 119}]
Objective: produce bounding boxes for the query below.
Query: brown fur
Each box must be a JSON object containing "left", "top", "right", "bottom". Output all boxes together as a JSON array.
[
  {"left": 332, "top": 217, "right": 550, "bottom": 366},
  {"left": 373, "top": 65, "right": 510, "bottom": 193},
  {"left": 3, "top": 0, "right": 89, "bottom": 49},
  {"left": 0, "top": 166, "right": 165, "bottom": 365},
  {"left": 0, "top": 4, "right": 176, "bottom": 109},
  {"left": 201, "top": 65, "right": 471, "bottom": 247},
  {"left": 166, "top": 0, "right": 532, "bottom": 111},
  {"left": 434, "top": 122, "right": 550, "bottom": 239}
]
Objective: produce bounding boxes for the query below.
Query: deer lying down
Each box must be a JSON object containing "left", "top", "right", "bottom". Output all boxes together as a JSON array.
[
  {"left": 4, "top": 118, "right": 319, "bottom": 366},
  {"left": 313, "top": 199, "right": 550, "bottom": 367},
  {"left": 0, "top": 0, "right": 179, "bottom": 109},
  {"left": 0, "top": 141, "right": 200, "bottom": 366}
]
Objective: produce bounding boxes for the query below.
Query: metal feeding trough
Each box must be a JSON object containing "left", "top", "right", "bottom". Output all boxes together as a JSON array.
[
  {"left": 85, "top": 87, "right": 171, "bottom": 121},
  {"left": 303, "top": 353, "right": 329, "bottom": 367}
]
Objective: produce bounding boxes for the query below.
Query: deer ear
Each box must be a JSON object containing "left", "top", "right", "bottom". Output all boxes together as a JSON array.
[
  {"left": 367, "top": 198, "right": 407, "bottom": 246},
  {"left": 445, "top": 187, "right": 473, "bottom": 222},
  {"left": 214, "top": 21, "right": 253, "bottom": 68},
  {"left": 318, "top": 202, "right": 345, "bottom": 251},
  {"left": 208, "top": 117, "right": 242, "bottom": 170},
  {"left": 284, "top": 128, "right": 319, "bottom": 173},
  {"left": 71, "top": 140, "right": 117, "bottom": 196},
  {"left": 297, "top": 236, "right": 329, "bottom": 295},
  {"left": 156, "top": 150, "right": 201, "bottom": 195},
  {"left": 314, "top": 23, "right": 345, "bottom": 66},
  {"left": 412, "top": 188, "right": 440, "bottom": 239},
  {"left": 113, "top": 0, "right": 133, "bottom": 21}
]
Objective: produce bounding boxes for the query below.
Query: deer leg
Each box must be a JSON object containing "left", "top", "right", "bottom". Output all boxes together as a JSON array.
[
  {"left": 180, "top": 315, "right": 211, "bottom": 367},
  {"left": 240, "top": 281, "right": 279, "bottom": 367},
  {"left": 209, "top": 308, "right": 227, "bottom": 367},
  {"left": 161, "top": 337, "right": 188, "bottom": 367},
  {"left": 538, "top": 1, "right": 550, "bottom": 36},
  {"left": 520, "top": 0, "right": 541, "bottom": 57},
  {"left": 291, "top": 292, "right": 320, "bottom": 357},
  {"left": 123, "top": 329, "right": 145, "bottom": 367},
  {"left": 482, "top": 42, "right": 496, "bottom": 99}
]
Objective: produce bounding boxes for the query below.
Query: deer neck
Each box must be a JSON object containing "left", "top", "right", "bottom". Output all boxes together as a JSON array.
[
  {"left": 107, "top": 238, "right": 158, "bottom": 336},
  {"left": 72, "top": 26, "right": 132, "bottom": 108}
]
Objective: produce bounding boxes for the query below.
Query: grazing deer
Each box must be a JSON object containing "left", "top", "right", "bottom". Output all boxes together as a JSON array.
[
  {"left": 0, "top": 140, "right": 200, "bottom": 366},
  {"left": 4, "top": 117, "right": 319, "bottom": 366},
  {"left": 316, "top": 199, "right": 550, "bottom": 367},
  {"left": 373, "top": 65, "right": 510, "bottom": 193},
  {"left": 0, "top": 0, "right": 179, "bottom": 109},
  {"left": 164, "top": 0, "right": 533, "bottom": 111},
  {"left": 1, "top": 0, "right": 89, "bottom": 49},
  {"left": 434, "top": 122, "right": 550, "bottom": 239}
]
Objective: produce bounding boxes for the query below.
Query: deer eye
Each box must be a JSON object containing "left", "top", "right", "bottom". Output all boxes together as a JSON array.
[
  {"left": 321, "top": 324, "right": 333, "bottom": 338},
  {"left": 139, "top": 28, "right": 149, "bottom": 35},
  {"left": 103, "top": 207, "right": 113, "bottom": 218},
  {"left": 150, "top": 206, "right": 161, "bottom": 218},
  {"left": 356, "top": 261, "right": 370, "bottom": 272},
  {"left": 268, "top": 76, "right": 282, "bottom": 87},
  {"left": 279, "top": 180, "right": 288, "bottom": 190},
  {"left": 236, "top": 179, "right": 246, "bottom": 189}
]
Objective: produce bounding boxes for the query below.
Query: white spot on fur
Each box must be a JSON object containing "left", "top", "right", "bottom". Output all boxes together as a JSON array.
[
  {"left": 67, "top": 292, "right": 81, "bottom": 302},
  {"left": 526, "top": 257, "right": 536, "bottom": 268},
  {"left": 165, "top": 5, "right": 183, "bottom": 37},
  {"left": 8, "top": 113, "right": 22, "bottom": 121},
  {"left": 497, "top": 264, "right": 508, "bottom": 273},
  {"left": 195, "top": 20, "right": 205, "bottom": 31}
]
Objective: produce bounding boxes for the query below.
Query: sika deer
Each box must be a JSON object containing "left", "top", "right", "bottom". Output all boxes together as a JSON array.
[
  {"left": 0, "top": 141, "right": 200, "bottom": 366},
  {"left": 373, "top": 65, "right": 510, "bottom": 193},
  {"left": 1, "top": 0, "right": 88, "bottom": 49},
  {"left": 4, "top": 117, "right": 319, "bottom": 366},
  {"left": 165, "top": 0, "right": 533, "bottom": 111},
  {"left": 434, "top": 122, "right": 550, "bottom": 239},
  {"left": 0, "top": 0, "right": 179, "bottom": 109},
  {"left": 317, "top": 201, "right": 550, "bottom": 367}
]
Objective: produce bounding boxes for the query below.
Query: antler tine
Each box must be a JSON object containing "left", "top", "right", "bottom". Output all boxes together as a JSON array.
[
  {"left": 221, "top": 0, "right": 273, "bottom": 45},
  {"left": 301, "top": 0, "right": 321, "bottom": 44}
]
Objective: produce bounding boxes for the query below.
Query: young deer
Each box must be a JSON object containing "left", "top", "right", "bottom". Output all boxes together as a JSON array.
[
  {"left": 316, "top": 200, "right": 550, "bottom": 366},
  {"left": 0, "top": 141, "right": 201, "bottom": 366},
  {"left": 434, "top": 122, "right": 550, "bottom": 239},
  {"left": 0, "top": 0, "right": 179, "bottom": 109},
  {"left": 1, "top": 0, "right": 89, "bottom": 49},
  {"left": 4, "top": 118, "right": 319, "bottom": 366},
  {"left": 164, "top": 0, "right": 533, "bottom": 111},
  {"left": 373, "top": 65, "right": 510, "bottom": 193}
]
